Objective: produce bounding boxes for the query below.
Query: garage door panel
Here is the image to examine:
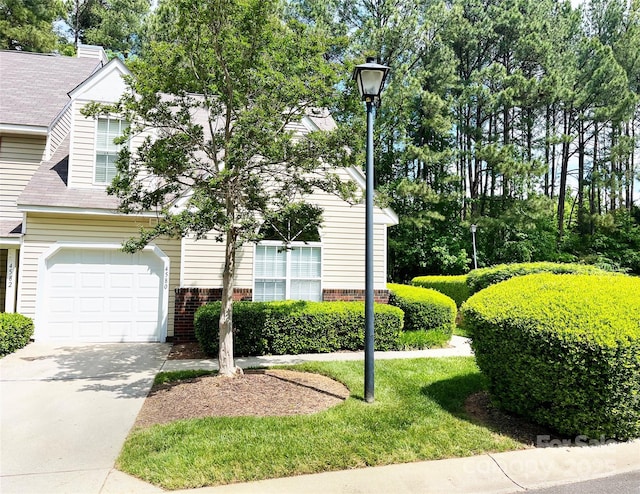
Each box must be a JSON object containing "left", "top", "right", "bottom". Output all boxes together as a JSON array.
[
  {"left": 80, "top": 272, "right": 105, "bottom": 288},
  {"left": 107, "top": 322, "right": 131, "bottom": 338},
  {"left": 49, "top": 297, "right": 75, "bottom": 313},
  {"left": 43, "top": 247, "right": 165, "bottom": 342},
  {"left": 78, "top": 297, "right": 105, "bottom": 313},
  {"left": 48, "top": 323, "right": 73, "bottom": 338},
  {"left": 108, "top": 298, "right": 133, "bottom": 313},
  {"left": 50, "top": 273, "right": 76, "bottom": 288},
  {"left": 137, "top": 274, "right": 159, "bottom": 289},
  {"left": 134, "top": 322, "right": 159, "bottom": 338},
  {"left": 110, "top": 273, "right": 134, "bottom": 289}
]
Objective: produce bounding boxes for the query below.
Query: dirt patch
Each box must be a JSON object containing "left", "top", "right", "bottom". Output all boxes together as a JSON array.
[
  {"left": 167, "top": 342, "right": 209, "bottom": 360},
  {"left": 135, "top": 369, "right": 350, "bottom": 428},
  {"left": 465, "top": 391, "right": 557, "bottom": 446}
]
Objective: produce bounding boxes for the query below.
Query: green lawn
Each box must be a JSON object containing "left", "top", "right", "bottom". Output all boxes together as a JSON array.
[{"left": 118, "top": 357, "right": 525, "bottom": 490}]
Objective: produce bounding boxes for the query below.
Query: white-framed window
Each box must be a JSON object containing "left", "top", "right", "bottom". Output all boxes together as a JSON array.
[
  {"left": 254, "top": 242, "right": 322, "bottom": 302},
  {"left": 95, "top": 117, "right": 128, "bottom": 184}
]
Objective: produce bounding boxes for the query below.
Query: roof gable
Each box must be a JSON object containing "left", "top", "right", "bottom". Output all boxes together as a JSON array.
[{"left": 69, "top": 57, "right": 130, "bottom": 104}]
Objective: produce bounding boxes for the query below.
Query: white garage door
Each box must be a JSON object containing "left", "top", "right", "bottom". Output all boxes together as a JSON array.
[{"left": 43, "top": 248, "right": 165, "bottom": 342}]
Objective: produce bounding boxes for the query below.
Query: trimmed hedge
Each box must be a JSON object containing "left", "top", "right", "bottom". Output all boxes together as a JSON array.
[
  {"left": 466, "top": 262, "right": 610, "bottom": 294},
  {"left": 461, "top": 273, "right": 640, "bottom": 439},
  {"left": 388, "top": 283, "right": 456, "bottom": 334},
  {"left": 388, "top": 283, "right": 457, "bottom": 349},
  {"left": 411, "top": 275, "right": 470, "bottom": 306},
  {"left": 195, "top": 301, "right": 404, "bottom": 357},
  {"left": 0, "top": 313, "right": 34, "bottom": 356}
]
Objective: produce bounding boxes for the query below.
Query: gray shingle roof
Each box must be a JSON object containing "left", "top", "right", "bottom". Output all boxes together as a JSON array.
[
  {"left": 0, "top": 219, "right": 22, "bottom": 238},
  {"left": 0, "top": 51, "right": 103, "bottom": 128},
  {"left": 18, "top": 136, "right": 121, "bottom": 211}
]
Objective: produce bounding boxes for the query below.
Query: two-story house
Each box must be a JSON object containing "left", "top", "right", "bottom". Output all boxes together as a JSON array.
[{"left": 0, "top": 46, "right": 398, "bottom": 343}]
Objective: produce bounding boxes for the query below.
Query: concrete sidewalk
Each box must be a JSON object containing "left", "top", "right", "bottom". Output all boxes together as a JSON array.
[{"left": 161, "top": 335, "right": 474, "bottom": 372}]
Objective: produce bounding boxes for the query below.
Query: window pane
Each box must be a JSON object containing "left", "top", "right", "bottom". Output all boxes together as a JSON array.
[
  {"left": 254, "top": 280, "right": 286, "bottom": 301},
  {"left": 95, "top": 153, "right": 107, "bottom": 183},
  {"left": 290, "top": 280, "right": 321, "bottom": 301},
  {"left": 97, "top": 119, "right": 109, "bottom": 149},
  {"left": 255, "top": 245, "right": 286, "bottom": 278},
  {"left": 96, "top": 118, "right": 128, "bottom": 183},
  {"left": 290, "top": 247, "right": 321, "bottom": 278},
  {"left": 106, "top": 154, "right": 117, "bottom": 182},
  {"left": 96, "top": 152, "right": 117, "bottom": 184}
]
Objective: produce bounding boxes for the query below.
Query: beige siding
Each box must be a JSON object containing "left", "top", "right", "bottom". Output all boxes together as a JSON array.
[
  {"left": 181, "top": 169, "right": 389, "bottom": 290},
  {"left": 48, "top": 107, "right": 72, "bottom": 158},
  {"left": 68, "top": 101, "right": 152, "bottom": 189},
  {"left": 68, "top": 102, "right": 97, "bottom": 187},
  {"left": 0, "top": 134, "right": 46, "bottom": 226},
  {"left": 313, "top": 182, "right": 388, "bottom": 290},
  {"left": 181, "top": 235, "right": 253, "bottom": 288},
  {"left": 0, "top": 249, "right": 6, "bottom": 311},
  {"left": 18, "top": 213, "right": 181, "bottom": 337}
]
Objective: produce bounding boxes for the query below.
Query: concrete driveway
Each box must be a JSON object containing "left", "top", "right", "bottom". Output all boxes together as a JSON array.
[{"left": 0, "top": 342, "right": 170, "bottom": 494}]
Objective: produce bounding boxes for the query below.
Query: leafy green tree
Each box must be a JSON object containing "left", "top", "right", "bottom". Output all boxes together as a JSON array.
[
  {"left": 0, "top": 0, "right": 61, "bottom": 51},
  {"left": 86, "top": 0, "right": 355, "bottom": 376}
]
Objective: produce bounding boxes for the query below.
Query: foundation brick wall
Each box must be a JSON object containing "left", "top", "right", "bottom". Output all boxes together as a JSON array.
[
  {"left": 322, "top": 289, "right": 390, "bottom": 304},
  {"left": 172, "top": 287, "right": 391, "bottom": 342},
  {"left": 173, "top": 287, "right": 252, "bottom": 342}
]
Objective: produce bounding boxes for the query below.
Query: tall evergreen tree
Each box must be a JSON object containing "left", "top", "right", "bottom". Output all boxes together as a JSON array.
[{"left": 0, "top": 0, "right": 61, "bottom": 51}]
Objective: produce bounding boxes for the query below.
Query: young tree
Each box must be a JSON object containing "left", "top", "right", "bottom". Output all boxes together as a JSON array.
[{"left": 85, "top": 0, "right": 355, "bottom": 376}]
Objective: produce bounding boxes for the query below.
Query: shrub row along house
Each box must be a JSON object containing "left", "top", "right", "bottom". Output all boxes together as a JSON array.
[{"left": 0, "top": 46, "right": 398, "bottom": 343}]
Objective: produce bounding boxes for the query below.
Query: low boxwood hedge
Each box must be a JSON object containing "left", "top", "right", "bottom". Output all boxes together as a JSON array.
[
  {"left": 465, "top": 262, "right": 610, "bottom": 294},
  {"left": 411, "top": 275, "right": 470, "bottom": 306},
  {"left": 388, "top": 283, "right": 457, "bottom": 348},
  {"left": 461, "top": 273, "right": 640, "bottom": 439},
  {"left": 195, "top": 300, "right": 404, "bottom": 357},
  {"left": 0, "top": 313, "right": 34, "bottom": 356}
]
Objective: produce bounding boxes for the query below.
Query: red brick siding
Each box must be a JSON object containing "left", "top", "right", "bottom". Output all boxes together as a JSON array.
[
  {"left": 322, "top": 289, "right": 390, "bottom": 304},
  {"left": 173, "top": 287, "right": 252, "bottom": 342}
]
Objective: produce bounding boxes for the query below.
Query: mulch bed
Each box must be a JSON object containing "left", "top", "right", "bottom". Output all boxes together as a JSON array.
[{"left": 135, "top": 369, "right": 350, "bottom": 428}]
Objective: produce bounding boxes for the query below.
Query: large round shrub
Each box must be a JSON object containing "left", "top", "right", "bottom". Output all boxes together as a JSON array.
[
  {"left": 462, "top": 274, "right": 640, "bottom": 439},
  {"left": 0, "top": 313, "right": 34, "bottom": 356},
  {"left": 411, "top": 275, "right": 470, "bottom": 307},
  {"left": 195, "top": 301, "right": 403, "bottom": 357},
  {"left": 466, "top": 262, "right": 610, "bottom": 294}
]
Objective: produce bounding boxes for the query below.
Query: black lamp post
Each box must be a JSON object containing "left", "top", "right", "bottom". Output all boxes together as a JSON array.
[{"left": 352, "top": 57, "right": 390, "bottom": 403}]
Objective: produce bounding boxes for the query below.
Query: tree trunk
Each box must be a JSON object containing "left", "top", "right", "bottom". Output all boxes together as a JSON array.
[
  {"left": 590, "top": 122, "right": 598, "bottom": 233},
  {"left": 551, "top": 106, "right": 557, "bottom": 199},
  {"left": 74, "top": 0, "right": 80, "bottom": 49},
  {"left": 544, "top": 106, "right": 550, "bottom": 197},
  {"left": 630, "top": 122, "right": 635, "bottom": 209},
  {"left": 557, "top": 111, "right": 571, "bottom": 238},
  {"left": 577, "top": 118, "right": 585, "bottom": 233},
  {"left": 219, "top": 217, "right": 238, "bottom": 377}
]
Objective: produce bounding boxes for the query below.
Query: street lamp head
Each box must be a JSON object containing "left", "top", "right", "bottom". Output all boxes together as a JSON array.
[
  {"left": 470, "top": 224, "right": 477, "bottom": 233},
  {"left": 352, "top": 56, "right": 391, "bottom": 104}
]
